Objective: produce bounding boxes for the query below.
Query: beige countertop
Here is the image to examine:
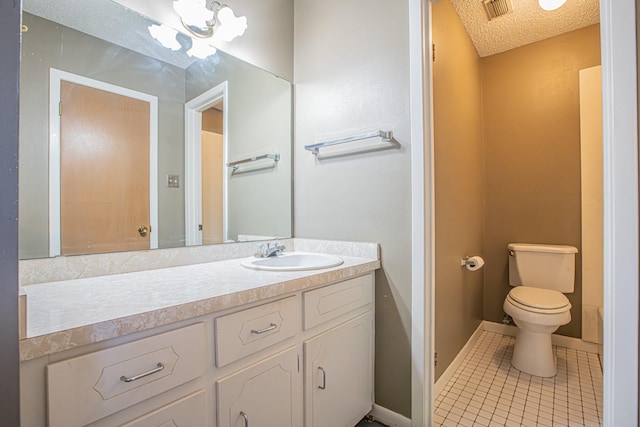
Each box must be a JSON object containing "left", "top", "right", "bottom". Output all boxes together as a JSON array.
[{"left": 19, "top": 239, "right": 380, "bottom": 361}]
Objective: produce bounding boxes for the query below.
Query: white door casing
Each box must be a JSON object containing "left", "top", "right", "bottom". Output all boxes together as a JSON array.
[{"left": 184, "top": 82, "right": 228, "bottom": 246}]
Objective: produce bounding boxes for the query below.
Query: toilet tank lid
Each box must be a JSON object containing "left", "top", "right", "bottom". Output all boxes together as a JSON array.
[{"left": 508, "top": 243, "right": 578, "bottom": 254}]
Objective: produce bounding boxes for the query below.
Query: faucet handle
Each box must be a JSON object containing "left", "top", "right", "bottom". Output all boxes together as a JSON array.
[{"left": 255, "top": 243, "right": 267, "bottom": 257}]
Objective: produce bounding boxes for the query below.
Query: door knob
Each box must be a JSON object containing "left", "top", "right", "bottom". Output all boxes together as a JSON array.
[{"left": 137, "top": 225, "right": 149, "bottom": 237}]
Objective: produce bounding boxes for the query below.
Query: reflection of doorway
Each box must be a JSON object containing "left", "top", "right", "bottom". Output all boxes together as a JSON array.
[
  {"left": 201, "top": 103, "right": 224, "bottom": 244},
  {"left": 184, "top": 82, "right": 228, "bottom": 246},
  {"left": 49, "top": 69, "right": 159, "bottom": 256},
  {"left": 579, "top": 66, "right": 603, "bottom": 345}
]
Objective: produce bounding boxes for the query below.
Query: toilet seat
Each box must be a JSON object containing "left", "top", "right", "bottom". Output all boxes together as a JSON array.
[{"left": 506, "top": 287, "right": 571, "bottom": 314}]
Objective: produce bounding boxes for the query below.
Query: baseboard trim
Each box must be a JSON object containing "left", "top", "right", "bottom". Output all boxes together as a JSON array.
[
  {"left": 369, "top": 404, "right": 412, "bottom": 427},
  {"left": 551, "top": 331, "right": 601, "bottom": 353},
  {"left": 482, "top": 321, "right": 601, "bottom": 353},
  {"left": 481, "top": 320, "right": 517, "bottom": 336},
  {"left": 433, "top": 322, "right": 484, "bottom": 398}
]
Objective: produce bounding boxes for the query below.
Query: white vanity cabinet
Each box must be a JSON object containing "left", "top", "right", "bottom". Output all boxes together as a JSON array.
[
  {"left": 213, "top": 273, "right": 374, "bottom": 427},
  {"left": 21, "top": 271, "right": 376, "bottom": 427},
  {"left": 214, "top": 296, "right": 300, "bottom": 367},
  {"left": 216, "top": 347, "right": 302, "bottom": 427},
  {"left": 120, "top": 390, "right": 207, "bottom": 427},
  {"left": 305, "top": 312, "right": 374, "bottom": 427},
  {"left": 46, "top": 323, "right": 208, "bottom": 427},
  {"left": 302, "top": 275, "right": 375, "bottom": 427}
]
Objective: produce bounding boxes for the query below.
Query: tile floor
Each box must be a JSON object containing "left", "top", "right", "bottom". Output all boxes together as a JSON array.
[{"left": 434, "top": 331, "right": 603, "bottom": 427}]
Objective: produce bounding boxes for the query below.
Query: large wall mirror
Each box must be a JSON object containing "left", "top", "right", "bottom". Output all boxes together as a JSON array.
[{"left": 19, "top": 0, "right": 293, "bottom": 259}]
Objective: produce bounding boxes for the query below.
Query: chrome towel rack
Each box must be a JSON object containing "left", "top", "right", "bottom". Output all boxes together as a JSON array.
[
  {"left": 304, "top": 130, "right": 396, "bottom": 156},
  {"left": 226, "top": 153, "right": 280, "bottom": 170}
]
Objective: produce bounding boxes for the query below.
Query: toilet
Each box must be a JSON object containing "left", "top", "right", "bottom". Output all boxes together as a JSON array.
[{"left": 503, "top": 243, "right": 578, "bottom": 377}]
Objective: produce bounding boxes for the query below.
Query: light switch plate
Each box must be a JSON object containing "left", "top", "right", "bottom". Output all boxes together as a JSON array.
[{"left": 167, "top": 174, "right": 179, "bottom": 188}]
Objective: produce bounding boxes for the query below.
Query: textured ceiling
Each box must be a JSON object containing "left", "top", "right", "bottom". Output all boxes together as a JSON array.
[{"left": 449, "top": 0, "right": 600, "bottom": 57}]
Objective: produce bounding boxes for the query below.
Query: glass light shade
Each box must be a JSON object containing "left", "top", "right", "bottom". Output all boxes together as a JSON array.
[
  {"left": 538, "top": 0, "right": 567, "bottom": 11},
  {"left": 187, "top": 39, "right": 218, "bottom": 58},
  {"left": 148, "top": 24, "right": 181, "bottom": 50},
  {"left": 173, "top": 0, "right": 214, "bottom": 27},
  {"left": 215, "top": 7, "right": 247, "bottom": 42}
]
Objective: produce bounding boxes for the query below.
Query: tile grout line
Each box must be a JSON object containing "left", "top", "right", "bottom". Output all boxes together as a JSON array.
[{"left": 433, "top": 331, "right": 603, "bottom": 427}]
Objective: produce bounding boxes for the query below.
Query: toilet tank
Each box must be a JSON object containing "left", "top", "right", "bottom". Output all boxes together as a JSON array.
[{"left": 508, "top": 243, "right": 578, "bottom": 292}]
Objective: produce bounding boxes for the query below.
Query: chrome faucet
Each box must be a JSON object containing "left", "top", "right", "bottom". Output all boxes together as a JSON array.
[{"left": 255, "top": 242, "right": 286, "bottom": 258}]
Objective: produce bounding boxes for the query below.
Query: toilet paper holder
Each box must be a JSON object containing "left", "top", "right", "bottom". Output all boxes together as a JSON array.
[
  {"left": 460, "top": 256, "right": 485, "bottom": 271},
  {"left": 461, "top": 257, "right": 477, "bottom": 267}
]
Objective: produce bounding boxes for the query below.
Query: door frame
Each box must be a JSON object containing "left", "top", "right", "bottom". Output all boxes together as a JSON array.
[
  {"left": 184, "top": 82, "right": 228, "bottom": 246},
  {"left": 599, "top": 0, "right": 639, "bottom": 424},
  {"left": 412, "top": 0, "right": 639, "bottom": 426},
  {"left": 49, "top": 68, "right": 159, "bottom": 256},
  {"left": 409, "top": 0, "right": 431, "bottom": 425}
]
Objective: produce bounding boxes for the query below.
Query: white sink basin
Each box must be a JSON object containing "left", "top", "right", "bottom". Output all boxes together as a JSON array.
[{"left": 240, "top": 252, "right": 344, "bottom": 271}]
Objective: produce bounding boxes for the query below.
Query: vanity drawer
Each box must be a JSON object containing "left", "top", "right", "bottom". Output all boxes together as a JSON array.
[
  {"left": 215, "top": 296, "right": 299, "bottom": 367},
  {"left": 120, "top": 390, "right": 207, "bottom": 427},
  {"left": 303, "top": 274, "right": 373, "bottom": 330},
  {"left": 47, "top": 323, "right": 206, "bottom": 427}
]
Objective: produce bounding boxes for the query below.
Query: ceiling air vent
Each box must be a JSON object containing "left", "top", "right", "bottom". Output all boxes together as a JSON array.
[{"left": 483, "top": 0, "right": 513, "bottom": 20}]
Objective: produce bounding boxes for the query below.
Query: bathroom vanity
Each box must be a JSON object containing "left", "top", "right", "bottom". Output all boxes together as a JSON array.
[{"left": 19, "top": 239, "right": 379, "bottom": 427}]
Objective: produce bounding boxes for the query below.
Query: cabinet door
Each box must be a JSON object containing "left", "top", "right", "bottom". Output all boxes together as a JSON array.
[
  {"left": 120, "top": 390, "right": 207, "bottom": 427},
  {"left": 217, "top": 346, "right": 302, "bottom": 427},
  {"left": 304, "top": 312, "right": 374, "bottom": 427}
]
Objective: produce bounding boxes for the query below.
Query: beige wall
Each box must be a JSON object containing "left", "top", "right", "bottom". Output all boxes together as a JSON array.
[
  {"left": 433, "top": 0, "right": 484, "bottom": 380},
  {"left": 293, "top": 0, "right": 412, "bottom": 416},
  {"left": 481, "top": 25, "right": 601, "bottom": 338}
]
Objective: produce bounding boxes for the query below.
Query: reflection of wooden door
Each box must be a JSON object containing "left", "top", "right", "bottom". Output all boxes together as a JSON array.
[
  {"left": 60, "top": 81, "right": 150, "bottom": 255},
  {"left": 201, "top": 131, "right": 223, "bottom": 244}
]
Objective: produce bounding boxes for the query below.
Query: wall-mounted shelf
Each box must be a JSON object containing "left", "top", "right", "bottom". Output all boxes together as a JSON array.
[
  {"left": 226, "top": 153, "right": 280, "bottom": 170},
  {"left": 304, "top": 130, "right": 396, "bottom": 156}
]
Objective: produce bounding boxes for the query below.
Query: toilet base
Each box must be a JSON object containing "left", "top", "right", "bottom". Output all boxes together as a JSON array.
[{"left": 511, "top": 328, "right": 557, "bottom": 377}]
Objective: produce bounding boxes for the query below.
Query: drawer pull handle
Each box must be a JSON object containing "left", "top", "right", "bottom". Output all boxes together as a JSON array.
[
  {"left": 120, "top": 362, "right": 164, "bottom": 383},
  {"left": 240, "top": 411, "right": 249, "bottom": 427},
  {"left": 318, "top": 366, "right": 327, "bottom": 390},
  {"left": 250, "top": 323, "right": 278, "bottom": 334}
]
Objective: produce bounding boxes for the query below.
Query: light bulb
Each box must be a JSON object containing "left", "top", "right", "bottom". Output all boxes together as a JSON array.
[
  {"left": 215, "top": 6, "right": 247, "bottom": 42},
  {"left": 187, "top": 39, "right": 218, "bottom": 58},
  {"left": 538, "top": 0, "right": 567, "bottom": 11},
  {"left": 174, "top": 0, "right": 214, "bottom": 28},
  {"left": 148, "top": 24, "right": 181, "bottom": 51}
]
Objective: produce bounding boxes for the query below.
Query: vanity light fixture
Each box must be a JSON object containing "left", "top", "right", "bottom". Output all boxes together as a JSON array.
[
  {"left": 148, "top": 24, "right": 181, "bottom": 50},
  {"left": 538, "top": 0, "right": 567, "bottom": 11},
  {"left": 173, "top": 0, "right": 247, "bottom": 42}
]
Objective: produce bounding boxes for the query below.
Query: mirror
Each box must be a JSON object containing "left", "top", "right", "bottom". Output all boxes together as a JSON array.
[{"left": 19, "top": 0, "right": 292, "bottom": 259}]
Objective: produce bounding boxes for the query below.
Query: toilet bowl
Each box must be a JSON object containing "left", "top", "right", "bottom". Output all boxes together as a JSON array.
[
  {"left": 504, "top": 286, "right": 571, "bottom": 377},
  {"left": 504, "top": 243, "right": 577, "bottom": 377}
]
